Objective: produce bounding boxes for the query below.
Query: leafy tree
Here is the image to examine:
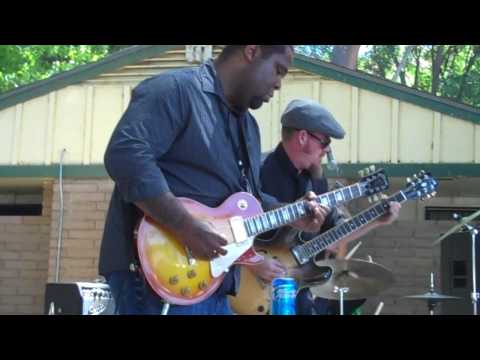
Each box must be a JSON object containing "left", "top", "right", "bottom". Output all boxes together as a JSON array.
[
  {"left": 298, "top": 45, "right": 480, "bottom": 109},
  {"left": 0, "top": 45, "right": 130, "bottom": 93}
]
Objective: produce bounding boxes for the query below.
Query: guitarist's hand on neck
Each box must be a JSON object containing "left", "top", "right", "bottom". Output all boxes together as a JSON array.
[
  {"left": 290, "top": 191, "right": 330, "bottom": 233},
  {"left": 323, "top": 201, "right": 402, "bottom": 252},
  {"left": 375, "top": 201, "right": 401, "bottom": 226}
]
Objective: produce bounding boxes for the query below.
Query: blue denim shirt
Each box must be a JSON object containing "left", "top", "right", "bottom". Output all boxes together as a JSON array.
[{"left": 99, "top": 59, "right": 279, "bottom": 296}]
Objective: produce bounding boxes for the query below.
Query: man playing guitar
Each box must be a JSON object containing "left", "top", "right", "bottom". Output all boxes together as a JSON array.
[
  {"left": 243, "top": 99, "right": 402, "bottom": 315},
  {"left": 99, "top": 46, "right": 329, "bottom": 315}
]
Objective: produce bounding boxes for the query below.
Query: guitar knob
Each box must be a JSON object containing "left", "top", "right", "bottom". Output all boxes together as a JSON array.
[
  {"left": 198, "top": 281, "right": 208, "bottom": 291},
  {"left": 180, "top": 287, "right": 192, "bottom": 297},
  {"left": 169, "top": 275, "right": 179, "bottom": 285},
  {"left": 187, "top": 270, "right": 197, "bottom": 279}
]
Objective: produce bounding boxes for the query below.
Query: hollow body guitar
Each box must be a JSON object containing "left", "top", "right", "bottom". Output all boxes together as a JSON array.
[{"left": 230, "top": 171, "right": 438, "bottom": 315}]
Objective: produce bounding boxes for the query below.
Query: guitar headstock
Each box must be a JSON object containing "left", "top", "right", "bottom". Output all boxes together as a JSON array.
[
  {"left": 403, "top": 170, "right": 438, "bottom": 201},
  {"left": 358, "top": 165, "right": 389, "bottom": 203}
]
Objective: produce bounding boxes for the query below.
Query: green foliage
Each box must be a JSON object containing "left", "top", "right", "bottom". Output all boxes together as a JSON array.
[
  {"left": 295, "top": 45, "right": 333, "bottom": 61},
  {"left": 0, "top": 45, "right": 129, "bottom": 93},
  {"left": 299, "top": 45, "right": 480, "bottom": 109}
]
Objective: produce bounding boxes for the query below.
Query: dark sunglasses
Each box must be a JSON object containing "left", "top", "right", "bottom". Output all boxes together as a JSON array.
[{"left": 307, "top": 131, "right": 331, "bottom": 149}]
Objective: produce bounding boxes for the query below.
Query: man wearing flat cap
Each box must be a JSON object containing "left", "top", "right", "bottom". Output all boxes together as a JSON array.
[{"left": 247, "top": 99, "right": 402, "bottom": 315}]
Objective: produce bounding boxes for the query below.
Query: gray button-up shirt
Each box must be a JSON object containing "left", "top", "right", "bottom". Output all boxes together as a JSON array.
[{"left": 99, "top": 59, "right": 278, "bottom": 295}]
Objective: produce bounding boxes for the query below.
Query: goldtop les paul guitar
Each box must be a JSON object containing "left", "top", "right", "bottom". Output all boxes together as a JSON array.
[
  {"left": 136, "top": 168, "right": 389, "bottom": 305},
  {"left": 230, "top": 171, "right": 438, "bottom": 315}
]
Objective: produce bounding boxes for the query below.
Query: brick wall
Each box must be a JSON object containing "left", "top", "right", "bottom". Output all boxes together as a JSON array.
[
  {"left": 47, "top": 179, "right": 114, "bottom": 283},
  {"left": 0, "top": 182, "right": 52, "bottom": 314}
]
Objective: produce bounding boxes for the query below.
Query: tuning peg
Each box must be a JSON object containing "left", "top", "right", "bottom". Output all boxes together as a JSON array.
[
  {"left": 373, "top": 194, "right": 380, "bottom": 202},
  {"left": 406, "top": 177, "right": 411, "bottom": 184},
  {"left": 369, "top": 165, "right": 376, "bottom": 172},
  {"left": 368, "top": 196, "right": 373, "bottom": 204},
  {"left": 358, "top": 169, "right": 365, "bottom": 177},
  {"left": 431, "top": 191, "right": 437, "bottom": 197},
  {"left": 419, "top": 170, "right": 426, "bottom": 177}
]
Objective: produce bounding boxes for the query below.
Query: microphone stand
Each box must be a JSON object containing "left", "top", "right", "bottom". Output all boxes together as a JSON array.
[
  {"left": 453, "top": 213, "right": 479, "bottom": 315},
  {"left": 326, "top": 150, "right": 340, "bottom": 176}
]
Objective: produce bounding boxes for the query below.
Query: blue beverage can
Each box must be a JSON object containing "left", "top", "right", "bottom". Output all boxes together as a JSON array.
[{"left": 271, "top": 277, "right": 297, "bottom": 315}]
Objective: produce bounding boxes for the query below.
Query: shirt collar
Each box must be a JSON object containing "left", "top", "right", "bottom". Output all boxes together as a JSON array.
[
  {"left": 273, "top": 143, "right": 306, "bottom": 179},
  {"left": 200, "top": 59, "right": 248, "bottom": 117},
  {"left": 199, "top": 59, "right": 218, "bottom": 95}
]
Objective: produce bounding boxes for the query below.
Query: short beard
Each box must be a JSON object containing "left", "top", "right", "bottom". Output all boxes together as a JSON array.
[{"left": 308, "top": 161, "right": 324, "bottom": 179}]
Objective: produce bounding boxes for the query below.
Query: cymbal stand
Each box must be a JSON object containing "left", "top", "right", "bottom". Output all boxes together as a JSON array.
[
  {"left": 427, "top": 272, "right": 437, "bottom": 315},
  {"left": 161, "top": 302, "right": 170, "bottom": 315},
  {"left": 333, "top": 286, "right": 349, "bottom": 315}
]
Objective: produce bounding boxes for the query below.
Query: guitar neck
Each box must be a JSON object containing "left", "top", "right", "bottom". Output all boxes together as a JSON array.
[
  {"left": 292, "top": 191, "right": 407, "bottom": 265},
  {"left": 243, "top": 182, "right": 366, "bottom": 238}
]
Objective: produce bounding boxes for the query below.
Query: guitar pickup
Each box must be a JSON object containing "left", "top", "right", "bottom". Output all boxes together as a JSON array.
[
  {"left": 229, "top": 216, "right": 248, "bottom": 244},
  {"left": 291, "top": 246, "right": 309, "bottom": 265}
]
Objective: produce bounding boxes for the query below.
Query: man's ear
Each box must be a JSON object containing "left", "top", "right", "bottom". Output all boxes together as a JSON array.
[
  {"left": 298, "top": 130, "right": 308, "bottom": 146},
  {"left": 243, "top": 45, "right": 259, "bottom": 63}
]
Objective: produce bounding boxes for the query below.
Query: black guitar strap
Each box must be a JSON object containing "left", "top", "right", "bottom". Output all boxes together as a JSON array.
[{"left": 224, "top": 109, "right": 258, "bottom": 196}]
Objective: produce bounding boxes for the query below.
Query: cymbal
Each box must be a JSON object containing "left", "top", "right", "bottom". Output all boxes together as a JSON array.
[
  {"left": 309, "top": 258, "right": 395, "bottom": 300},
  {"left": 432, "top": 209, "right": 480, "bottom": 246},
  {"left": 404, "top": 291, "right": 462, "bottom": 301}
]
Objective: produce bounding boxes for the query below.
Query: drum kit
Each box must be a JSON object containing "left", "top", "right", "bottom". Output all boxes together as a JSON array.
[{"left": 302, "top": 210, "right": 480, "bottom": 315}]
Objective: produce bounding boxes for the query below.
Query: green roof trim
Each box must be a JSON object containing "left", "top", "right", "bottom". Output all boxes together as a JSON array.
[
  {"left": 324, "top": 163, "right": 480, "bottom": 178},
  {"left": 0, "top": 165, "right": 108, "bottom": 178},
  {"left": 0, "top": 45, "right": 182, "bottom": 112},
  {"left": 293, "top": 54, "right": 480, "bottom": 125},
  {"left": 1, "top": 164, "right": 479, "bottom": 179}
]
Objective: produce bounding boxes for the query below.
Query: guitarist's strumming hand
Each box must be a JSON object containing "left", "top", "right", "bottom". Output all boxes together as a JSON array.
[
  {"left": 291, "top": 191, "right": 330, "bottom": 233},
  {"left": 248, "top": 258, "right": 288, "bottom": 282},
  {"left": 135, "top": 192, "right": 228, "bottom": 262},
  {"left": 178, "top": 219, "right": 229, "bottom": 261}
]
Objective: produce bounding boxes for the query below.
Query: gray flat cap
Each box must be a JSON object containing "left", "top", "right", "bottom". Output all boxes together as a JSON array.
[{"left": 281, "top": 99, "right": 346, "bottom": 139}]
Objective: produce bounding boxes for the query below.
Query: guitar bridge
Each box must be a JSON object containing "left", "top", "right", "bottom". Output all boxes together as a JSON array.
[{"left": 229, "top": 216, "right": 248, "bottom": 244}]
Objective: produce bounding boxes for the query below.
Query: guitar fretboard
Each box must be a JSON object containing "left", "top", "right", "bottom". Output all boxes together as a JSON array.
[
  {"left": 243, "top": 183, "right": 365, "bottom": 237},
  {"left": 293, "top": 191, "right": 407, "bottom": 265}
]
